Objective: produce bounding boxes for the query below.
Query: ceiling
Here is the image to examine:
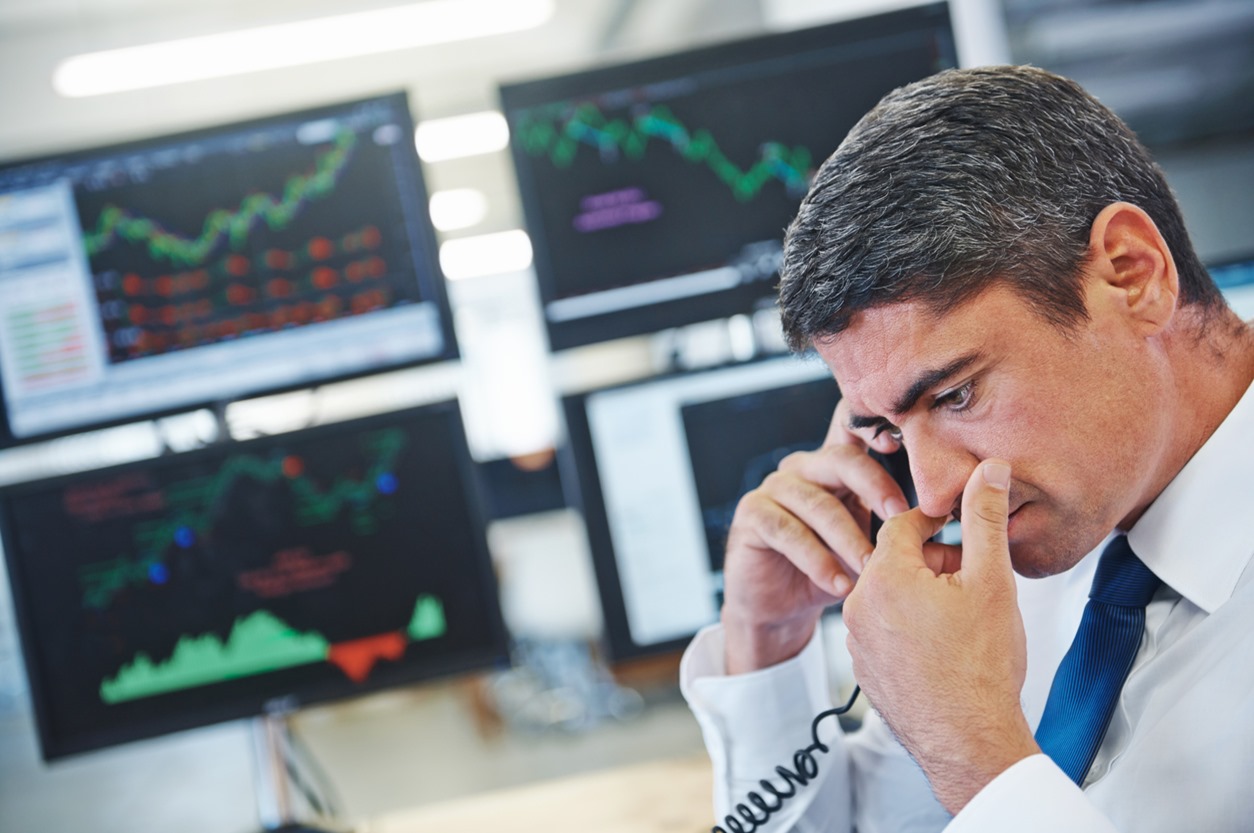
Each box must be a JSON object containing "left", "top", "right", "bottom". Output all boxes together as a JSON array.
[{"left": 0, "top": 0, "right": 764, "bottom": 159}]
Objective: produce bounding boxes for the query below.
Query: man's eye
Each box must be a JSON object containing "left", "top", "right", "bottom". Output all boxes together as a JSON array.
[{"left": 935, "top": 381, "right": 975, "bottom": 411}]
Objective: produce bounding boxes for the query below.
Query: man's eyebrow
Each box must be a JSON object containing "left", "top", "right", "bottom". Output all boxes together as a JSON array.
[
  {"left": 890, "top": 353, "right": 982, "bottom": 416},
  {"left": 847, "top": 412, "right": 890, "bottom": 431},
  {"left": 845, "top": 353, "right": 983, "bottom": 431}
]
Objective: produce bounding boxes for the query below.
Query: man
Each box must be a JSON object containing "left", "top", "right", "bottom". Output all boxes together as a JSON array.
[{"left": 680, "top": 65, "right": 1254, "bottom": 831}]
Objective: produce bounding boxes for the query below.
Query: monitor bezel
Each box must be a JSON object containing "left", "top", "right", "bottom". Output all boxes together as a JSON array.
[
  {"left": 499, "top": 1, "right": 958, "bottom": 352},
  {"left": 0, "top": 400, "right": 509, "bottom": 761}
]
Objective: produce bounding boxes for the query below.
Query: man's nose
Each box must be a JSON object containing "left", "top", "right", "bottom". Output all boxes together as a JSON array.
[{"left": 905, "top": 434, "right": 976, "bottom": 520}]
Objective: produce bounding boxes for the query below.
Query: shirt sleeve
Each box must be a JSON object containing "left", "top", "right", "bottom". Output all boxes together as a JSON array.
[
  {"left": 679, "top": 623, "right": 852, "bottom": 833},
  {"left": 944, "top": 756, "right": 1119, "bottom": 833},
  {"left": 679, "top": 622, "right": 950, "bottom": 833}
]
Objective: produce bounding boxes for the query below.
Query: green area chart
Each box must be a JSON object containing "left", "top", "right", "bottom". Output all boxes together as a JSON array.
[{"left": 99, "top": 593, "right": 447, "bottom": 704}]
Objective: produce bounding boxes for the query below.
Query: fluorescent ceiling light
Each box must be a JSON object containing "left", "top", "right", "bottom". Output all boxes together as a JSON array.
[
  {"left": 429, "top": 188, "right": 489, "bottom": 231},
  {"left": 416, "top": 111, "right": 509, "bottom": 162},
  {"left": 53, "top": 0, "right": 555, "bottom": 98},
  {"left": 440, "top": 230, "right": 532, "bottom": 280}
]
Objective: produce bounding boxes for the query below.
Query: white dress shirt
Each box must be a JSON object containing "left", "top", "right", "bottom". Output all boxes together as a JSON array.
[{"left": 681, "top": 379, "right": 1254, "bottom": 832}]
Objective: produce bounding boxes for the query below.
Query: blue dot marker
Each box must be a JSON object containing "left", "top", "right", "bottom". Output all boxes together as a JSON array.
[
  {"left": 175, "top": 526, "right": 195, "bottom": 548},
  {"left": 149, "top": 563, "right": 169, "bottom": 585},
  {"left": 376, "top": 472, "right": 398, "bottom": 495}
]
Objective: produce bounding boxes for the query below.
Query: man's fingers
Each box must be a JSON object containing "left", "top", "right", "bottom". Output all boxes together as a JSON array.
[
  {"left": 732, "top": 489, "right": 855, "bottom": 597},
  {"left": 958, "top": 459, "right": 1012, "bottom": 580},
  {"left": 779, "top": 443, "right": 910, "bottom": 521},
  {"left": 874, "top": 508, "right": 950, "bottom": 563},
  {"left": 756, "top": 471, "right": 872, "bottom": 580},
  {"left": 922, "top": 541, "right": 962, "bottom": 576}
]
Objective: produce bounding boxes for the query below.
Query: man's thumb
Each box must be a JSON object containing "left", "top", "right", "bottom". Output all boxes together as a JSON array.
[{"left": 960, "top": 459, "right": 1011, "bottom": 576}]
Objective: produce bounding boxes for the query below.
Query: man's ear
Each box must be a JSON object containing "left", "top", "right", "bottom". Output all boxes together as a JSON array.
[{"left": 1086, "top": 201, "right": 1178, "bottom": 332}]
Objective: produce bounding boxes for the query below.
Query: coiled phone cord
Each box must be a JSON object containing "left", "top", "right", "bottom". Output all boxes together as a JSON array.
[{"left": 712, "top": 685, "right": 861, "bottom": 833}]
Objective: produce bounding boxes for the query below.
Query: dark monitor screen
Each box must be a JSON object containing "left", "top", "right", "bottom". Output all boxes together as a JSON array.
[
  {"left": 0, "top": 401, "right": 507, "bottom": 760},
  {"left": 561, "top": 355, "right": 913, "bottom": 660},
  {"left": 0, "top": 92, "right": 455, "bottom": 447},
  {"left": 500, "top": 3, "right": 958, "bottom": 351}
]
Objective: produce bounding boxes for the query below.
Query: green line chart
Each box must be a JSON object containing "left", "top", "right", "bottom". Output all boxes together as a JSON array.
[
  {"left": 515, "top": 103, "right": 812, "bottom": 202},
  {"left": 82, "top": 128, "right": 358, "bottom": 268}
]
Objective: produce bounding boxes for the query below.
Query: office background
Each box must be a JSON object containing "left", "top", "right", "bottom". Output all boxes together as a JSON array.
[{"left": 0, "top": 0, "right": 1250, "bottom": 830}]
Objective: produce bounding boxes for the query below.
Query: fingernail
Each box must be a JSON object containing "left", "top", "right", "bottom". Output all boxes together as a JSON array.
[
  {"left": 833, "top": 575, "right": 851, "bottom": 596},
  {"left": 885, "top": 497, "right": 909, "bottom": 517},
  {"left": 860, "top": 551, "right": 874, "bottom": 568},
  {"left": 983, "top": 461, "right": 1011, "bottom": 489}
]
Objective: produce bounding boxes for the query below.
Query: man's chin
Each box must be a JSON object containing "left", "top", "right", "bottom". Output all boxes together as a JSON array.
[
  {"left": 1005, "top": 504, "right": 1057, "bottom": 577},
  {"left": 1008, "top": 525, "right": 1104, "bottom": 579},
  {"left": 1009, "top": 550, "right": 1062, "bottom": 579}
]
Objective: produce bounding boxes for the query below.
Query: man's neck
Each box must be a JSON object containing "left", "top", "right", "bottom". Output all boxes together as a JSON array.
[{"left": 1121, "top": 308, "right": 1254, "bottom": 529}]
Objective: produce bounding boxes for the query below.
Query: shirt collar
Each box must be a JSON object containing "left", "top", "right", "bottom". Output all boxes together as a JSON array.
[{"left": 1127, "top": 378, "right": 1254, "bottom": 614}]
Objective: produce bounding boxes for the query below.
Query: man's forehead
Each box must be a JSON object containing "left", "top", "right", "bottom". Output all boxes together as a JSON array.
[
  {"left": 817, "top": 300, "right": 946, "bottom": 383},
  {"left": 815, "top": 300, "right": 987, "bottom": 414}
]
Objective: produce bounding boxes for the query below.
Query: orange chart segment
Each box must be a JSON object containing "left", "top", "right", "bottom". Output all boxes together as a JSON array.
[{"left": 326, "top": 632, "right": 408, "bottom": 684}]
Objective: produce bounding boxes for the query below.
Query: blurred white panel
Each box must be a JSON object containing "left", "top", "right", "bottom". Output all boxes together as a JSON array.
[
  {"left": 430, "top": 188, "right": 490, "bottom": 231},
  {"left": 439, "top": 229, "right": 533, "bottom": 281},
  {"left": 448, "top": 268, "right": 559, "bottom": 459},
  {"left": 487, "top": 508, "right": 603, "bottom": 640},
  {"left": 416, "top": 112, "right": 510, "bottom": 162}
]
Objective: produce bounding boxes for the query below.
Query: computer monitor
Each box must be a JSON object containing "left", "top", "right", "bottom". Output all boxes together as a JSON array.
[
  {"left": 560, "top": 355, "right": 913, "bottom": 660},
  {"left": 499, "top": 2, "right": 960, "bottom": 351},
  {"left": 0, "top": 92, "right": 455, "bottom": 447},
  {"left": 0, "top": 401, "right": 507, "bottom": 761}
]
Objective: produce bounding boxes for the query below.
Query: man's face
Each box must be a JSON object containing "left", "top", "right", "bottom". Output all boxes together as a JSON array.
[{"left": 816, "top": 282, "right": 1166, "bottom": 577}]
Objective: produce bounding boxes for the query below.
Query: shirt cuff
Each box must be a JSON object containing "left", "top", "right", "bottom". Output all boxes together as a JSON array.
[
  {"left": 946, "top": 755, "right": 1119, "bottom": 833},
  {"left": 680, "top": 623, "right": 839, "bottom": 796}
]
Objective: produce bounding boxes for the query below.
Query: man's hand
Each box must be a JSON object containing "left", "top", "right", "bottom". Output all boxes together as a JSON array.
[
  {"left": 720, "top": 398, "right": 910, "bottom": 675},
  {"left": 841, "top": 460, "right": 1039, "bottom": 814}
]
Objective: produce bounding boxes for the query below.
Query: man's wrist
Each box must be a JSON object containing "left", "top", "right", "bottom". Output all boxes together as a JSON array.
[
  {"left": 720, "top": 610, "right": 820, "bottom": 675},
  {"left": 923, "top": 714, "right": 1041, "bottom": 814}
]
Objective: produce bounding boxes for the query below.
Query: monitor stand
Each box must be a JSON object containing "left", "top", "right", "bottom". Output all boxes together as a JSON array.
[{"left": 252, "top": 710, "right": 348, "bottom": 833}]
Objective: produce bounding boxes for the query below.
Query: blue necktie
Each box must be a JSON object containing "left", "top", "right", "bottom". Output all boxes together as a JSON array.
[{"left": 1034, "top": 535, "right": 1162, "bottom": 784}]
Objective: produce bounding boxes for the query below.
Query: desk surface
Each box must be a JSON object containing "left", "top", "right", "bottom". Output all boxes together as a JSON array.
[{"left": 366, "top": 752, "right": 714, "bottom": 833}]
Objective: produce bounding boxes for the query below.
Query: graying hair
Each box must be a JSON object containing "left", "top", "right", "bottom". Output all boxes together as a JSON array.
[{"left": 778, "top": 65, "right": 1221, "bottom": 351}]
